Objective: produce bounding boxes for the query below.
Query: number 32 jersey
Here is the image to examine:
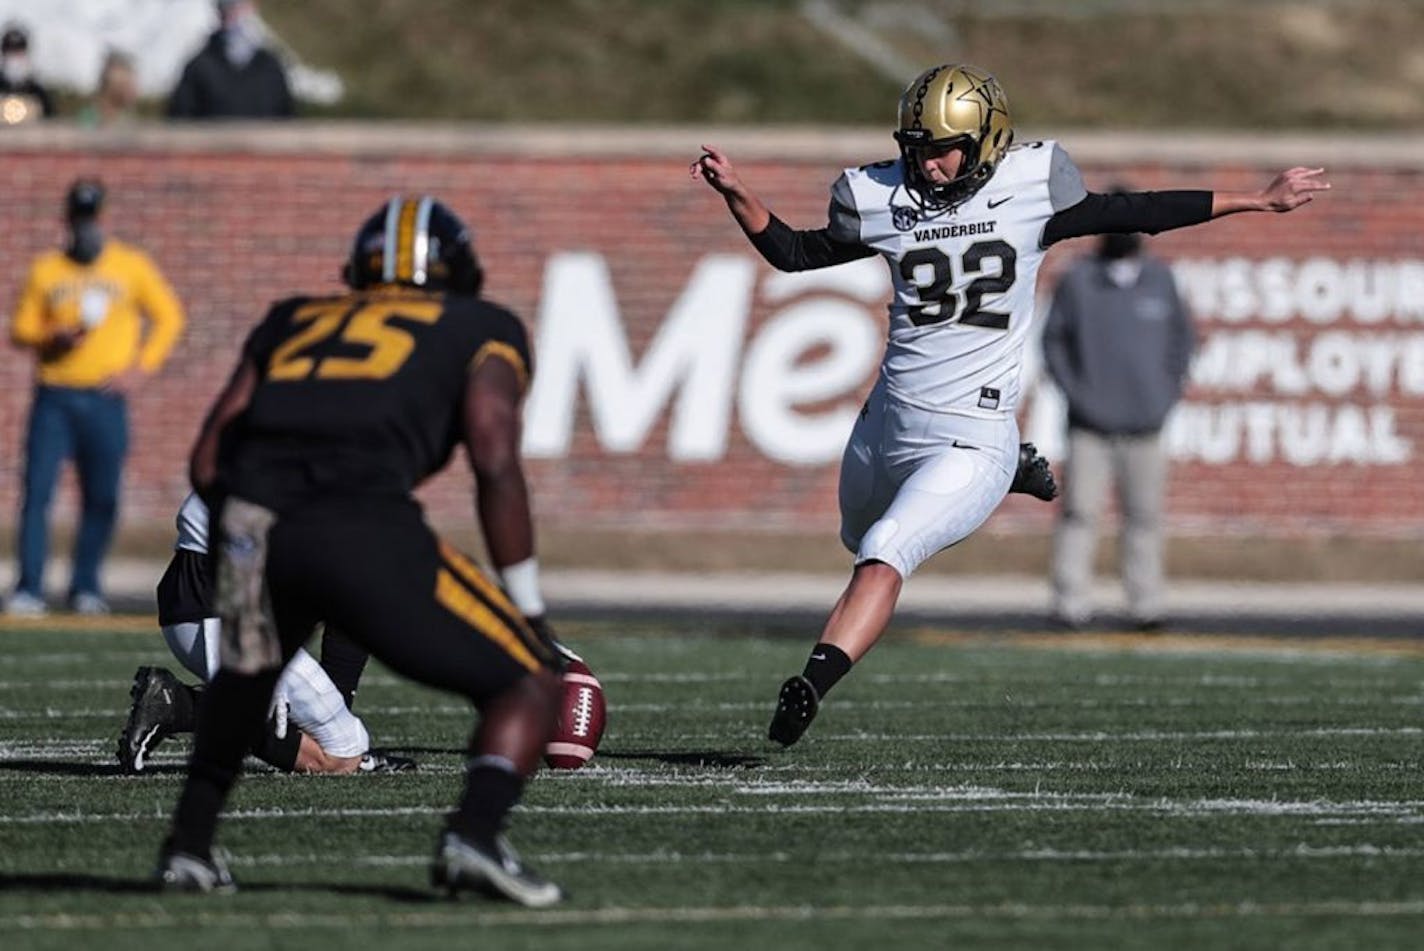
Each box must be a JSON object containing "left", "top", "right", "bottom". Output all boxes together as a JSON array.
[
  {"left": 828, "top": 141, "right": 1087, "bottom": 416},
  {"left": 223, "top": 287, "right": 531, "bottom": 512}
]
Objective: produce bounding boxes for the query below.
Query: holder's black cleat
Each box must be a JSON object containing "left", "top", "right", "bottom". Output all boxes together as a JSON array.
[{"left": 1010, "top": 442, "right": 1058, "bottom": 501}]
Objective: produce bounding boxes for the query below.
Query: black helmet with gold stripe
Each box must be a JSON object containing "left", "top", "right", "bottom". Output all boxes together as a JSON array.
[
  {"left": 893, "top": 64, "right": 1013, "bottom": 209},
  {"left": 344, "top": 195, "right": 484, "bottom": 295}
]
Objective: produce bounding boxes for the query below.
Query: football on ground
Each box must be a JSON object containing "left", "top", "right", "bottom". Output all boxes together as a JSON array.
[{"left": 544, "top": 658, "right": 607, "bottom": 769}]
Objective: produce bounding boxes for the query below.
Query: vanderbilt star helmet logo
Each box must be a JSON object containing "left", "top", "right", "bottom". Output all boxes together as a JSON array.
[
  {"left": 892, "top": 205, "right": 919, "bottom": 231},
  {"left": 952, "top": 71, "right": 1009, "bottom": 132}
]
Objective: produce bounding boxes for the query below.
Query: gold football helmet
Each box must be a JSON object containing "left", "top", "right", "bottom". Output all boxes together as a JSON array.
[{"left": 894, "top": 64, "right": 1013, "bottom": 208}]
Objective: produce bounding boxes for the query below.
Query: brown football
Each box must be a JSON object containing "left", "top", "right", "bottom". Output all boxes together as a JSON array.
[{"left": 544, "top": 659, "right": 607, "bottom": 769}]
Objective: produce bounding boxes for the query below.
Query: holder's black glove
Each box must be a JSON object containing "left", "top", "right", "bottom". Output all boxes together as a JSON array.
[{"left": 527, "top": 613, "right": 579, "bottom": 670}]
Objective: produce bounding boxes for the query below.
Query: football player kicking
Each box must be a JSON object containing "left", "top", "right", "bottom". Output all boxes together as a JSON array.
[
  {"left": 118, "top": 491, "right": 415, "bottom": 775},
  {"left": 156, "top": 196, "right": 568, "bottom": 907},
  {"left": 693, "top": 63, "right": 1330, "bottom": 747}
]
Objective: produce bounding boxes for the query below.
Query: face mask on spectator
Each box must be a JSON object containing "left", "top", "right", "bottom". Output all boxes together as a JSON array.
[
  {"left": 66, "top": 221, "right": 105, "bottom": 265},
  {"left": 2, "top": 53, "right": 32, "bottom": 85},
  {"left": 1098, "top": 232, "right": 1142, "bottom": 261},
  {"left": 222, "top": 10, "right": 264, "bottom": 67}
]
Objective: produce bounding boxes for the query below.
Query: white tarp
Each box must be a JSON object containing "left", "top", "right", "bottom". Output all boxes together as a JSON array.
[{"left": 0, "top": 0, "right": 342, "bottom": 103}]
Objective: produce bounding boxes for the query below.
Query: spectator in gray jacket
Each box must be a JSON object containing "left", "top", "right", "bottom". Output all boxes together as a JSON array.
[{"left": 1042, "top": 222, "right": 1195, "bottom": 630}]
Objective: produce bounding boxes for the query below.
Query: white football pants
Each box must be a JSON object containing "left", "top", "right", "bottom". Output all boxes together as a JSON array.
[
  {"left": 839, "top": 380, "right": 1018, "bottom": 578},
  {"left": 161, "top": 619, "right": 370, "bottom": 758}
]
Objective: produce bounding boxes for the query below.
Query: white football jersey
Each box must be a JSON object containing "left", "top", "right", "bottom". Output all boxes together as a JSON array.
[
  {"left": 828, "top": 141, "right": 1087, "bottom": 415},
  {"left": 175, "top": 491, "right": 209, "bottom": 554}
]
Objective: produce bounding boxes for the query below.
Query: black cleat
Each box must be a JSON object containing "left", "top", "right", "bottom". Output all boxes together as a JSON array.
[
  {"left": 155, "top": 840, "right": 237, "bottom": 894},
  {"left": 357, "top": 749, "right": 418, "bottom": 773},
  {"left": 432, "top": 831, "right": 564, "bottom": 907},
  {"left": 117, "top": 666, "right": 186, "bottom": 773},
  {"left": 1010, "top": 442, "right": 1058, "bottom": 501},
  {"left": 768, "top": 674, "right": 820, "bottom": 747}
]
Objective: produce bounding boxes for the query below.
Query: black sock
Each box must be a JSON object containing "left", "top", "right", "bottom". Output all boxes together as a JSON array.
[
  {"left": 171, "top": 683, "right": 202, "bottom": 733},
  {"left": 252, "top": 725, "right": 303, "bottom": 772},
  {"left": 320, "top": 626, "right": 370, "bottom": 710},
  {"left": 170, "top": 669, "right": 278, "bottom": 858},
  {"left": 802, "top": 643, "right": 853, "bottom": 699},
  {"left": 449, "top": 759, "right": 524, "bottom": 846}
]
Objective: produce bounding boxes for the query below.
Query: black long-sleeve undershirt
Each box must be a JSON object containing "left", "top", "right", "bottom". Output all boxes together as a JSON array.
[
  {"left": 748, "top": 215, "right": 877, "bottom": 272},
  {"left": 1041, "top": 190, "right": 1213, "bottom": 246},
  {"left": 746, "top": 190, "right": 1215, "bottom": 272}
]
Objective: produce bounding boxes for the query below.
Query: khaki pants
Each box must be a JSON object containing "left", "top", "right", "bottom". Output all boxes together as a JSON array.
[{"left": 1051, "top": 427, "right": 1167, "bottom": 625}]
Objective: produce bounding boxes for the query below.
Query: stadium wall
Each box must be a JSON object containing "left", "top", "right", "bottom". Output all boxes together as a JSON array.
[{"left": 1, "top": 125, "right": 1421, "bottom": 576}]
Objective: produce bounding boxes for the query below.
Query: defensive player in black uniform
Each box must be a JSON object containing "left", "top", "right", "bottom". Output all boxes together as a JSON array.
[{"left": 157, "top": 196, "right": 567, "bottom": 906}]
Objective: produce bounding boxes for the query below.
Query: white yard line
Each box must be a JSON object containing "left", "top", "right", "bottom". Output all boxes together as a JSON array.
[
  {"left": 4, "top": 757, "right": 1419, "bottom": 783},
  {"left": 8, "top": 726, "right": 1422, "bottom": 743},
  {"left": 5, "top": 793, "right": 1422, "bottom": 825},
  {"left": 0, "top": 651, "right": 159, "bottom": 666},
  {"left": 8, "top": 900, "right": 1424, "bottom": 930},
  {"left": 220, "top": 843, "right": 1424, "bottom": 869},
  {"left": 607, "top": 727, "right": 1424, "bottom": 742},
  {"left": 0, "top": 679, "right": 133, "bottom": 690},
  {"left": 13, "top": 696, "right": 1421, "bottom": 721}
]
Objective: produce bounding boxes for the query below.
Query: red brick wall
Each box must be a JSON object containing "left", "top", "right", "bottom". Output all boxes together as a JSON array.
[{"left": 2, "top": 126, "right": 1421, "bottom": 541}]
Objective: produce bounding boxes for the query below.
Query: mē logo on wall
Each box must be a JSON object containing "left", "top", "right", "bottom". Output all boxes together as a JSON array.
[{"left": 524, "top": 254, "right": 1422, "bottom": 468}]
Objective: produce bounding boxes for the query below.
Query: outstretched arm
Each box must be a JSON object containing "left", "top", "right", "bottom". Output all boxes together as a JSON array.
[
  {"left": 692, "top": 144, "right": 772, "bottom": 236},
  {"left": 1209, "top": 166, "right": 1330, "bottom": 217},
  {"left": 1043, "top": 167, "right": 1331, "bottom": 247},
  {"left": 692, "top": 144, "right": 875, "bottom": 272}
]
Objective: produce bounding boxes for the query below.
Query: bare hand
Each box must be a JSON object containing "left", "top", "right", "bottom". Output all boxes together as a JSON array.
[
  {"left": 1260, "top": 167, "right": 1330, "bottom": 212},
  {"left": 691, "top": 144, "right": 746, "bottom": 197},
  {"left": 39, "top": 328, "right": 86, "bottom": 362}
]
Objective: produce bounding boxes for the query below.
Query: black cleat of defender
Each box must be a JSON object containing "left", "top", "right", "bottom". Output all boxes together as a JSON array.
[
  {"left": 358, "top": 749, "right": 418, "bottom": 773},
  {"left": 768, "top": 674, "right": 820, "bottom": 747},
  {"left": 117, "top": 666, "right": 185, "bottom": 773},
  {"left": 1009, "top": 442, "right": 1058, "bottom": 501},
  {"left": 432, "top": 831, "right": 564, "bottom": 907},
  {"left": 155, "top": 840, "right": 237, "bottom": 894}
]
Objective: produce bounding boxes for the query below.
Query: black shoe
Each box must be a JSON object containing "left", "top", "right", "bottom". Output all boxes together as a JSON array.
[
  {"left": 155, "top": 840, "right": 237, "bottom": 894},
  {"left": 358, "top": 749, "right": 418, "bottom": 773},
  {"left": 432, "top": 831, "right": 564, "bottom": 907},
  {"left": 768, "top": 675, "right": 820, "bottom": 747},
  {"left": 1010, "top": 443, "right": 1058, "bottom": 501},
  {"left": 117, "top": 667, "right": 186, "bottom": 774}
]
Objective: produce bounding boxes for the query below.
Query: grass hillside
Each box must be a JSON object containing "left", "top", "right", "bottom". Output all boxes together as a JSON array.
[{"left": 263, "top": 0, "right": 1424, "bottom": 128}]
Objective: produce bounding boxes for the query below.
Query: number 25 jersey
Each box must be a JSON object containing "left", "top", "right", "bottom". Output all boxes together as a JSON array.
[
  {"left": 222, "top": 287, "right": 531, "bottom": 512},
  {"left": 828, "top": 141, "right": 1087, "bottom": 417}
]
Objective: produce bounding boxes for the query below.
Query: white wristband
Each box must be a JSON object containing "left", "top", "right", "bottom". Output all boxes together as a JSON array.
[{"left": 500, "top": 556, "right": 545, "bottom": 617}]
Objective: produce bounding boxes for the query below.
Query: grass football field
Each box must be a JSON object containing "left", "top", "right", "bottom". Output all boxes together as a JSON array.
[{"left": 3, "top": 618, "right": 1423, "bottom": 950}]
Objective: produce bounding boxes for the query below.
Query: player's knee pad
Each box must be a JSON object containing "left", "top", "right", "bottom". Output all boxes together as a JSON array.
[
  {"left": 161, "top": 618, "right": 222, "bottom": 682},
  {"left": 279, "top": 648, "right": 370, "bottom": 758}
]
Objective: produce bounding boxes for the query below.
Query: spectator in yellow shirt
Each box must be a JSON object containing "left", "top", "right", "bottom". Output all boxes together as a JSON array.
[{"left": 7, "top": 179, "right": 185, "bottom": 615}]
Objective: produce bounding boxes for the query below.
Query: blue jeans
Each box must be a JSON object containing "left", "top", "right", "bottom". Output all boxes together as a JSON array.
[{"left": 15, "top": 385, "right": 129, "bottom": 599}]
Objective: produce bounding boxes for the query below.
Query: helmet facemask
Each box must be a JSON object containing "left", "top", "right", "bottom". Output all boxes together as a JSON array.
[
  {"left": 894, "top": 64, "right": 1014, "bottom": 211},
  {"left": 894, "top": 130, "right": 987, "bottom": 210}
]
